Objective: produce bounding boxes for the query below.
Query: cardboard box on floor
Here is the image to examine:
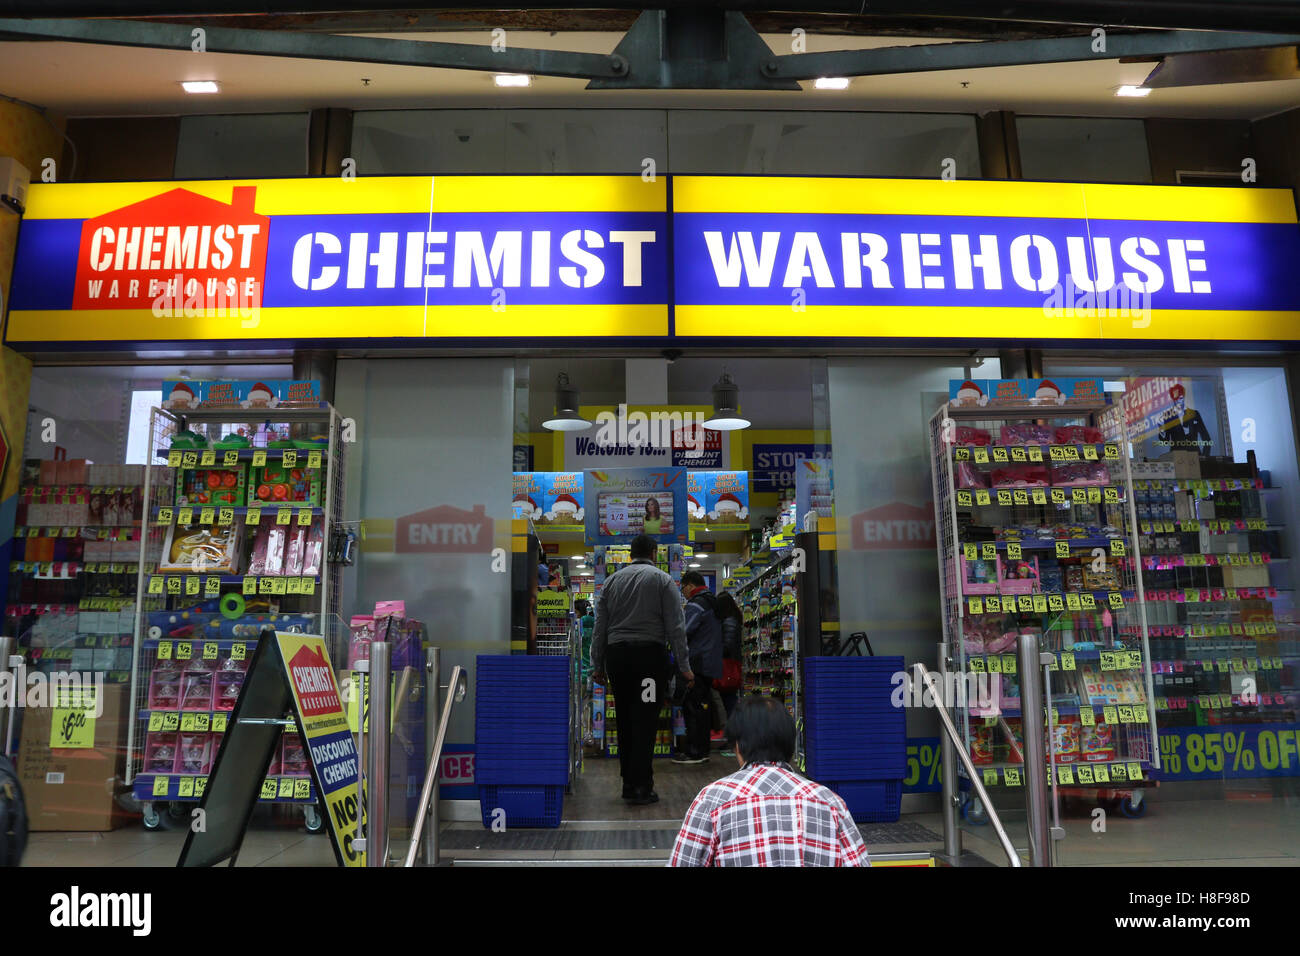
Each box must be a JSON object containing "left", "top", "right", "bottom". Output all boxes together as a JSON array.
[{"left": 17, "top": 682, "right": 134, "bottom": 831}]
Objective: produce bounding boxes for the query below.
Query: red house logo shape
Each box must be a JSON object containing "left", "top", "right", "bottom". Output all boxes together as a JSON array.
[
  {"left": 287, "top": 643, "right": 341, "bottom": 718},
  {"left": 851, "top": 501, "right": 937, "bottom": 550},
  {"left": 72, "top": 186, "right": 270, "bottom": 311},
  {"left": 396, "top": 504, "right": 494, "bottom": 553}
]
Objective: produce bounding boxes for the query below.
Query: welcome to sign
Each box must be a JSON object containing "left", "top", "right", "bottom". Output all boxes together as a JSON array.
[{"left": 6, "top": 175, "right": 1299, "bottom": 349}]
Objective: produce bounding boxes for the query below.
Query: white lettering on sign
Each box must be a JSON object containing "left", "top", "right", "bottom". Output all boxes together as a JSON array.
[
  {"left": 88, "top": 223, "right": 261, "bottom": 273},
  {"left": 294, "top": 664, "right": 334, "bottom": 695}
]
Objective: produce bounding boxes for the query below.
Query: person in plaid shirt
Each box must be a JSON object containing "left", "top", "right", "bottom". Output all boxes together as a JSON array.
[{"left": 669, "top": 696, "right": 869, "bottom": 867}]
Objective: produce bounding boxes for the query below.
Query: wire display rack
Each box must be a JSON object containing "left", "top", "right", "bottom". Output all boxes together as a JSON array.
[
  {"left": 126, "top": 402, "right": 346, "bottom": 829},
  {"left": 928, "top": 392, "right": 1159, "bottom": 828}
]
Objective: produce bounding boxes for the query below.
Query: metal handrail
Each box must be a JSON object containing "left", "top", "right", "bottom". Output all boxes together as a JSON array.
[
  {"left": 912, "top": 663, "right": 1022, "bottom": 868},
  {"left": 403, "top": 664, "right": 467, "bottom": 867}
]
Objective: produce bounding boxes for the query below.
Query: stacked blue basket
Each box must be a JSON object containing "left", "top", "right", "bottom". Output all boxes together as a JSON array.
[
  {"left": 803, "top": 656, "right": 906, "bottom": 822},
  {"left": 476, "top": 655, "right": 570, "bottom": 828}
]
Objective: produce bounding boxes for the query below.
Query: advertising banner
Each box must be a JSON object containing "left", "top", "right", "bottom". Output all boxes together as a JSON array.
[
  {"left": 1157, "top": 722, "right": 1300, "bottom": 781},
  {"left": 686, "top": 470, "right": 749, "bottom": 529},
  {"left": 8, "top": 176, "right": 669, "bottom": 346},
  {"left": 563, "top": 405, "right": 725, "bottom": 471},
  {"left": 512, "top": 471, "right": 584, "bottom": 529},
  {"left": 673, "top": 177, "right": 1300, "bottom": 344},
  {"left": 751, "top": 443, "right": 832, "bottom": 494},
  {"left": 276, "top": 632, "right": 366, "bottom": 866},
  {"left": 584, "top": 466, "right": 686, "bottom": 545},
  {"left": 795, "top": 458, "right": 834, "bottom": 529},
  {"left": 948, "top": 377, "right": 1105, "bottom": 409}
]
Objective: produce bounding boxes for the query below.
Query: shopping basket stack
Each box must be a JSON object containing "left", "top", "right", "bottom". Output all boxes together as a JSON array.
[
  {"left": 803, "top": 656, "right": 906, "bottom": 822},
  {"left": 475, "top": 655, "right": 570, "bottom": 828}
]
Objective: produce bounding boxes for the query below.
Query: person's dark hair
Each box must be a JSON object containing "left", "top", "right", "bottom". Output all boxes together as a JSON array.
[
  {"left": 680, "top": 570, "right": 706, "bottom": 589},
  {"left": 644, "top": 496, "right": 661, "bottom": 518},
  {"left": 725, "top": 696, "right": 796, "bottom": 764},
  {"left": 629, "top": 534, "right": 657, "bottom": 560},
  {"left": 715, "top": 591, "right": 742, "bottom": 621}
]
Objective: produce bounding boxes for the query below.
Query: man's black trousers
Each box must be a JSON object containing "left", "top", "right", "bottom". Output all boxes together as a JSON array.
[{"left": 606, "top": 641, "right": 670, "bottom": 794}]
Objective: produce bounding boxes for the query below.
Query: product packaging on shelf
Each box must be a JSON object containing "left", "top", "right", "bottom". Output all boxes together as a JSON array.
[
  {"left": 159, "top": 522, "right": 244, "bottom": 574},
  {"left": 251, "top": 462, "right": 321, "bottom": 506},
  {"left": 176, "top": 465, "right": 247, "bottom": 507}
]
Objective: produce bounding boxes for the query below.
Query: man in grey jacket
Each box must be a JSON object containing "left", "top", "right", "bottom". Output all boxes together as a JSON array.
[
  {"left": 591, "top": 535, "right": 693, "bottom": 805},
  {"left": 675, "top": 570, "right": 724, "bottom": 765}
]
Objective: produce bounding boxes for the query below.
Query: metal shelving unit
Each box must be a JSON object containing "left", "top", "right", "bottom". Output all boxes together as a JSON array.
[{"left": 125, "top": 402, "right": 346, "bottom": 828}]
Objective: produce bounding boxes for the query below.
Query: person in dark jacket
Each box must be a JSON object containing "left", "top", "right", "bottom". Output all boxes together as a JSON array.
[
  {"left": 674, "top": 571, "right": 723, "bottom": 764},
  {"left": 715, "top": 591, "right": 744, "bottom": 720}
]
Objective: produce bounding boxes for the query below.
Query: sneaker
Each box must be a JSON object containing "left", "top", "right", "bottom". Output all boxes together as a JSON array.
[{"left": 671, "top": 753, "right": 708, "bottom": 765}]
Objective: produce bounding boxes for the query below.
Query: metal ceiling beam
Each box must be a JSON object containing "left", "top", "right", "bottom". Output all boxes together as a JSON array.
[
  {"left": 764, "top": 28, "right": 1300, "bottom": 80},
  {"left": 0, "top": 16, "right": 627, "bottom": 79}
]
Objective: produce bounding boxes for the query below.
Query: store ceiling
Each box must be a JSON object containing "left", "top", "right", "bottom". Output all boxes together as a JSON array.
[{"left": 2, "top": 26, "right": 1298, "bottom": 119}]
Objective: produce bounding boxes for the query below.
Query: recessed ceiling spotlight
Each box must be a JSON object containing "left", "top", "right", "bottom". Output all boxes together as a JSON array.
[
  {"left": 814, "top": 77, "right": 850, "bottom": 90},
  {"left": 181, "top": 81, "right": 220, "bottom": 94},
  {"left": 1115, "top": 85, "right": 1150, "bottom": 97},
  {"left": 494, "top": 74, "right": 531, "bottom": 88}
]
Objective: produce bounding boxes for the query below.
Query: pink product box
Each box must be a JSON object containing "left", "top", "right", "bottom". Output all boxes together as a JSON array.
[
  {"left": 281, "top": 734, "right": 309, "bottom": 775},
  {"left": 148, "top": 665, "right": 182, "bottom": 710},
  {"left": 176, "top": 734, "right": 214, "bottom": 775},
  {"left": 998, "top": 556, "right": 1041, "bottom": 595},
  {"left": 145, "top": 733, "right": 179, "bottom": 774},
  {"left": 214, "top": 672, "right": 244, "bottom": 711},
  {"left": 180, "top": 670, "right": 215, "bottom": 711},
  {"left": 961, "top": 555, "right": 1000, "bottom": 594}
]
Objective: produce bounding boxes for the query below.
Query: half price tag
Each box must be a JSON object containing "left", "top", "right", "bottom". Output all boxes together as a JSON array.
[
  {"left": 246, "top": 507, "right": 262, "bottom": 525},
  {"left": 224, "top": 450, "right": 240, "bottom": 466},
  {"left": 1006, "top": 542, "right": 1022, "bottom": 560},
  {"left": 1003, "top": 768, "right": 1022, "bottom": 787},
  {"left": 252, "top": 450, "right": 267, "bottom": 467},
  {"left": 200, "top": 450, "right": 216, "bottom": 467}
]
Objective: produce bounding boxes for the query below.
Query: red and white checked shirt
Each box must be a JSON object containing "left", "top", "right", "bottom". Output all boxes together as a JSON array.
[{"left": 669, "top": 762, "right": 870, "bottom": 867}]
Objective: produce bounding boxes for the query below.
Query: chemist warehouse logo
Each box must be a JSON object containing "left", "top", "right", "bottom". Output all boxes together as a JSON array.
[
  {"left": 288, "top": 645, "right": 342, "bottom": 717},
  {"left": 73, "top": 186, "right": 269, "bottom": 313}
]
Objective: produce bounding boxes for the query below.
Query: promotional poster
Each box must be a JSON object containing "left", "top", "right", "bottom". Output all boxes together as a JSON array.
[
  {"left": 584, "top": 466, "right": 686, "bottom": 544},
  {"left": 686, "top": 470, "right": 750, "bottom": 529}
]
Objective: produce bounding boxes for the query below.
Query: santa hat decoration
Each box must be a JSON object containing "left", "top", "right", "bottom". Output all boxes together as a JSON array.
[
  {"left": 1035, "top": 380, "right": 1066, "bottom": 405},
  {"left": 688, "top": 494, "right": 700, "bottom": 508},
  {"left": 955, "top": 380, "right": 988, "bottom": 407},
  {"left": 168, "top": 382, "right": 196, "bottom": 405},
  {"left": 553, "top": 494, "right": 580, "bottom": 510},
  {"left": 513, "top": 495, "right": 538, "bottom": 510},
  {"left": 249, "top": 382, "right": 274, "bottom": 399},
  {"left": 715, "top": 492, "right": 743, "bottom": 510}
]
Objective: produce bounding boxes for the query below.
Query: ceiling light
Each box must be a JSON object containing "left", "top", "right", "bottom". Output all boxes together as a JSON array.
[
  {"left": 703, "top": 371, "right": 751, "bottom": 431},
  {"left": 689, "top": 562, "right": 701, "bottom": 568},
  {"left": 542, "top": 372, "right": 592, "bottom": 431},
  {"left": 814, "top": 77, "right": 850, "bottom": 90},
  {"left": 494, "top": 74, "right": 531, "bottom": 87},
  {"left": 1115, "top": 85, "right": 1150, "bottom": 97},
  {"left": 181, "top": 81, "right": 220, "bottom": 94}
]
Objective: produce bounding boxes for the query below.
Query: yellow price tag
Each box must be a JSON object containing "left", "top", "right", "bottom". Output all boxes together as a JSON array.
[
  {"left": 203, "top": 641, "right": 219, "bottom": 660},
  {"left": 1013, "top": 489, "right": 1030, "bottom": 506},
  {"left": 167, "top": 450, "right": 183, "bottom": 468},
  {"left": 212, "top": 714, "right": 228, "bottom": 733},
  {"left": 1065, "top": 592, "right": 1081, "bottom": 611},
  {"left": 1032, "top": 594, "right": 1048, "bottom": 613},
  {"left": 1093, "top": 764, "right": 1110, "bottom": 783},
  {"left": 1032, "top": 488, "right": 1047, "bottom": 505},
  {"left": 157, "top": 641, "right": 173, "bottom": 660},
  {"left": 1048, "top": 594, "right": 1065, "bottom": 612},
  {"left": 1110, "top": 539, "right": 1126, "bottom": 556},
  {"left": 158, "top": 507, "right": 175, "bottom": 525},
  {"left": 1080, "top": 593, "right": 1096, "bottom": 609},
  {"left": 1027, "top": 446, "right": 1043, "bottom": 462},
  {"left": 1056, "top": 541, "right": 1070, "bottom": 558},
  {"left": 1011, "top": 446, "right": 1027, "bottom": 462},
  {"left": 1111, "top": 763, "right": 1128, "bottom": 781},
  {"left": 991, "top": 447, "right": 1009, "bottom": 463},
  {"left": 180, "top": 713, "right": 197, "bottom": 732},
  {"left": 1080, "top": 706, "right": 1095, "bottom": 726},
  {"left": 277, "top": 507, "right": 292, "bottom": 525},
  {"left": 178, "top": 777, "right": 195, "bottom": 798},
  {"left": 199, "top": 507, "right": 215, "bottom": 525},
  {"left": 224, "top": 450, "right": 240, "bottom": 466},
  {"left": 1061, "top": 652, "right": 1076, "bottom": 671},
  {"left": 278, "top": 778, "right": 296, "bottom": 798},
  {"left": 153, "top": 776, "right": 170, "bottom": 796},
  {"left": 181, "top": 451, "right": 198, "bottom": 469},
  {"left": 200, "top": 450, "right": 216, "bottom": 467},
  {"left": 954, "top": 447, "right": 970, "bottom": 460},
  {"left": 218, "top": 507, "right": 234, "bottom": 526},
  {"left": 981, "top": 542, "right": 997, "bottom": 559},
  {"left": 294, "top": 778, "right": 311, "bottom": 799},
  {"left": 1058, "top": 766, "right": 1075, "bottom": 785},
  {"left": 231, "top": 642, "right": 247, "bottom": 661},
  {"left": 246, "top": 507, "right": 262, "bottom": 525},
  {"left": 1004, "top": 768, "right": 1022, "bottom": 787},
  {"left": 1103, "top": 705, "right": 1118, "bottom": 725},
  {"left": 982, "top": 769, "right": 999, "bottom": 787},
  {"left": 1051, "top": 488, "right": 1066, "bottom": 504},
  {"left": 985, "top": 596, "right": 1001, "bottom": 613},
  {"left": 308, "top": 450, "right": 322, "bottom": 470},
  {"left": 195, "top": 777, "right": 208, "bottom": 798},
  {"left": 1076, "top": 765, "right": 1095, "bottom": 784},
  {"left": 1063, "top": 445, "right": 1081, "bottom": 461},
  {"left": 963, "top": 543, "right": 978, "bottom": 561},
  {"left": 984, "top": 655, "right": 1000, "bottom": 674},
  {"left": 1072, "top": 488, "right": 1087, "bottom": 504},
  {"left": 186, "top": 576, "right": 200, "bottom": 596},
  {"left": 956, "top": 491, "right": 972, "bottom": 507},
  {"left": 1117, "top": 705, "right": 1135, "bottom": 723},
  {"left": 242, "top": 576, "right": 257, "bottom": 595},
  {"left": 973, "top": 448, "right": 989, "bottom": 464},
  {"left": 282, "top": 450, "right": 298, "bottom": 467},
  {"left": 1104, "top": 444, "right": 1120, "bottom": 460},
  {"left": 1001, "top": 654, "right": 1017, "bottom": 674},
  {"left": 996, "top": 490, "right": 1013, "bottom": 506},
  {"left": 301, "top": 577, "right": 316, "bottom": 595},
  {"left": 286, "top": 577, "right": 303, "bottom": 595},
  {"left": 148, "top": 712, "right": 164, "bottom": 731},
  {"left": 1127, "top": 762, "right": 1142, "bottom": 780},
  {"left": 1017, "top": 595, "right": 1033, "bottom": 612},
  {"left": 270, "top": 577, "right": 287, "bottom": 595},
  {"left": 204, "top": 576, "right": 221, "bottom": 597},
  {"left": 259, "top": 577, "right": 274, "bottom": 595},
  {"left": 176, "top": 642, "right": 193, "bottom": 661},
  {"left": 975, "top": 490, "right": 991, "bottom": 506},
  {"left": 1049, "top": 445, "right": 1066, "bottom": 461},
  {"left": 177, "top": 507, "right": 194, "bottom": 526},
  {"left": 969, "top": 656, "right": 986, "bottom": 672},
  {"left": 298, "top": 508, "right": 313, "bottom": 526},
  {"left": 1133, "top": 705, "right": 1149, "bottom": 723},
  {"left": 162, "top": 712, "right": 180, "bottom": 732},
  {"left": 260, "top": 779, "right": 277, "bottom": 800},
  {"left": 1083, "top": 444, "right": 1098, "bottom": 461},
  {"left": 252, "top": 450, "right": 267, "bottom": 467},
  {"left": 148, "top": 575, "right": 164, "bottom": 595}
]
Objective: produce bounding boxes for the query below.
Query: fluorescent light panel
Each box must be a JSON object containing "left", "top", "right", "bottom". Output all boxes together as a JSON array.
[{"left": 181, "top": 81, "right": 220, "bottom": 94}]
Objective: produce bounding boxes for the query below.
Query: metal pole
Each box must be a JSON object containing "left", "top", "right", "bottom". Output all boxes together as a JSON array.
[
  {"left": 1018, "top": 634, "right": 1052, "bottom": 868},
  {"left": 403, "top": 666, "right": 466, "bottom": 868},
  {"left": 423, "top": 647, "right": 441, "bottom": 866},
  {"left": 936, "top": 642, "right": 961, "bottom": 860},
  {"left": 367, "top": 641, "right": 391, "bottom": 868},
  {"left": 0, "top": 637, "right": 15, "bottom": 757}
]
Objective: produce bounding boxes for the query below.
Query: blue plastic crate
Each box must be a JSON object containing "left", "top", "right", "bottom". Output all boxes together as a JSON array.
[
  {"left": 479, "top": 784, "right": 564, "bottom": 828},
  {"left": 822, "top": 779, "right": 902, "bottom": 823},
  {"left": 476, "top": 764, "right": 569, "bottom": 786}
]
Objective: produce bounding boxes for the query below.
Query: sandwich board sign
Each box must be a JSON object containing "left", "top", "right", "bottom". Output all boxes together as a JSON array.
[{"left": 179, "top": 629, "right": 366, "bottom": 867}]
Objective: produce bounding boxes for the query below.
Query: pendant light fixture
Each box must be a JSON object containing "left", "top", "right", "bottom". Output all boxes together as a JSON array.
[
  {"left": 703, "top": 370, "right": 751, "bottom": 431},
  {"left": 542, "top": 372, "right": 593, "bottom": 431}
]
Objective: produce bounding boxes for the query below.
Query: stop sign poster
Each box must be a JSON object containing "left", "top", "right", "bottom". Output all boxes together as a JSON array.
[{"left": 277, "top": 632, "right": 366, "bottom": 867}]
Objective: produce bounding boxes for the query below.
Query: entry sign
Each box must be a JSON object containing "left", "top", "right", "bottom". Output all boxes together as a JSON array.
[
  {"left": 278, "top": 632, "right": 367, "bottom": 867},
  {"left": 179, "top": 630, "right": 366, "bottom": 867}
]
